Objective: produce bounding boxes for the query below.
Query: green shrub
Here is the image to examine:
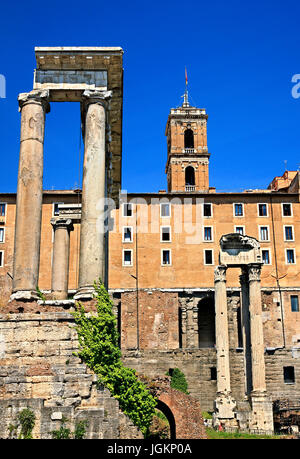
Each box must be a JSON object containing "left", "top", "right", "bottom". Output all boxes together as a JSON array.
[
  {"left": 18, "top": 408, "right": 35, "bottom": 439},
  {"left": 170, "top": 368, "right": 189, "bottom": 394},
  {"left": 51, "top": 416, "right": 71, "bottom": 439},
  {"left": 72, "top": 280, "right": 157, "bottom": 436}
]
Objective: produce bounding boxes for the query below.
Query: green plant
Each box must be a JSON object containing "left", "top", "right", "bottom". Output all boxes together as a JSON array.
[
  {"left": 202, "top": 411, "right": 213, "bottom": 419},
  {"left": 72, "top": 280, "right": 157, "bottom": 436},
  {"left": 36, "top": 285, "right": 46, "bottom": 302},
  {"left": 74, "top": 420, "right": 88, "bottom": 439},
  {"left": 18, "top": 408, "right": 35, "bottom": 439},
  {"left": 51, "top": 416, "right": 71, "bottom": 439},
  {"left": 169, "top": 368, "right": 189, "bottom": 394}
]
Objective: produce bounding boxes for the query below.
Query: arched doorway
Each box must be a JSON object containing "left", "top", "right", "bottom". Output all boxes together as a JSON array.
[{"left": 198, "top": 296, "right": 215, "bottom": 348}]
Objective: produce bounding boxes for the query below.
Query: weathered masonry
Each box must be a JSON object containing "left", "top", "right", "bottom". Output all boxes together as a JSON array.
[{"left": 0, "top": 48, "right": 300, "bottom": 437}]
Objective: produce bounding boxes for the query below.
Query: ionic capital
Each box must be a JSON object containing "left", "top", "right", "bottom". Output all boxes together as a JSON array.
[
  {"left": 214, "top": 265, "right": 227, "bottom": 283},
  {"left": 51, "top": 218, "right": 73, "bottom": 231},
  {"left": 82, "top": 89, "right": 112, "bottom": 111},
  {"left": 248, "top": 263, "right": 262, "bottom": 282},
  {"left": 18, "top": 89, "right": 50, "bottom": 113}
]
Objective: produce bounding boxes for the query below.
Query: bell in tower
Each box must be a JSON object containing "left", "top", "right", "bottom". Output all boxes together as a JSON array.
[{"left": 165, "top": 87, "right": 210, "bottom": 193}]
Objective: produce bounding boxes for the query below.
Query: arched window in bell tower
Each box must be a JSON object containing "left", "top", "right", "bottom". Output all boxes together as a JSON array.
[
  {"left": 185, "top": 166, "right": 195, "bottom": 186},
  {"left": 184, "top": 128, "right": 194, "bottom": 149}
]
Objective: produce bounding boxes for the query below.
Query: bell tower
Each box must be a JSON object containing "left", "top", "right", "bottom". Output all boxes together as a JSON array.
[{"left": 165, "top": 91, "right": 210, "bottom": 192}]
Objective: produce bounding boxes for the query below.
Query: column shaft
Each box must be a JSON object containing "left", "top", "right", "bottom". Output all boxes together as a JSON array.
[
  {"left": 240, "top": 269, "right": 252, "bottom": 396},
  {"left": 51, "top": 218, "right": 73, "bottom": 300},
  {"left": 12, "top": 90, "right": 49, "bottom": 298}
]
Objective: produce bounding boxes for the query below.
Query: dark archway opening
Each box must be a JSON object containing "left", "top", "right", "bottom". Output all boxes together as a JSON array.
[
  {"left": 184, "top": 128, "right": 194, "bottom": 149},
  {"left": 148, "top": 400, "right": 176, "bottom": 439},
  {"left": 185, "top": 166, "right": 195, "bottom": 186},
  {"left": 198, "top": 296, "right": 216, "bottom": 348}
]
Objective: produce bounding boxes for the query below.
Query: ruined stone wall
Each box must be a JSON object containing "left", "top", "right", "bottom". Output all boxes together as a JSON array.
[{"left": 0, "top": 309, "right": 142, "bottom": 439}]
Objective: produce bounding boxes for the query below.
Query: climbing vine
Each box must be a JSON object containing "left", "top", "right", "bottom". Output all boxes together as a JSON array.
[
  {"left": 169, "top": 368, "right": 189, "bottom": 394},
  {"left": 72, "top": 280, "right": 157, "bottom": 436}
]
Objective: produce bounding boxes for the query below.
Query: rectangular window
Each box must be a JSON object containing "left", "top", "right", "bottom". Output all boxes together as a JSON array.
[
  {"left": 0, "top": 251, "right": 3, "bottom": 267},
  {"left": 291, "top": 296, "right": 299, "bottom": 312},
  {"left": 235, "top": 226, "right": 245, "bottom": 235},
  {"left": 259, "top": 226, "right": 269, "bottom": 241},
  {"left": 258, "top": 203, "right": 268, "bottom": 217},
  {"left": 282, "top": 203, "right": 292, "bottom": 217},
  {"left": 204, "top": 249, "right": 214, "bottom": 265},
  {"left": 123, "top": 203, "right": 133, "bottom": 217},
  {"left": 284, "top": 366, "right": 295, "bottom": 384},
  {"left": 53, "top": 202, "right": 64, "bottom": 216},
  {"left": 286, "top": 249, "right": 296, "bottom": 264},
  {"left": 284, "top": 226, "right": 294, "bottom": 241},
  {"left": 161, "top": 249, "right": 171, "bottom": 266},
  {"left": 160, "top": 203, "right": 171, "bottom": 218},
  {"left": 203, "top": 203, "right": 212, "bottom": 218},
  {"left": 203, "top": 226, "right": 213, "bottom": 242},
  {"left": 262, "top": 249, "right": 270, "bottom": 265},
  {"left": 123, "top": 226, "right": 133, "bottom": 243},
  {"left": 161, "top": 226, "right": 171, "bottom": 242},
  {"left": 0, "top": 203, "right": 6, "bottom": 217},
  {"left": 123, "top": 249, "right": 133, "bottom": 266},
  {"left": 234, "top": 203, "right": 244, "bottom": 217},
  {"left": 210, "top": 367, "right": 217, "bottom": 381},
  {"left": 0, "top": 228, "right": 4, "bottom": 243}
]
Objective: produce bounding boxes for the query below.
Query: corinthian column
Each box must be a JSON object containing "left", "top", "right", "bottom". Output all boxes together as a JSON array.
[
  {"left": 75, "top": 90, "right": 112, "bottom": 299},
  {"left": 239, "top": 268, "right": 252, "bottom": 396},
  {"left": 248, "top": 263, "right": 266, "bottom": 393},
  {"left": 51, "top": 218, "right": 73, "bottom": 300},
  {"left": 11, "top": 90, "right": 50, "bottom": 301},
  {"left": 214, "top": 265, "right": 236, "bottom": 421}
]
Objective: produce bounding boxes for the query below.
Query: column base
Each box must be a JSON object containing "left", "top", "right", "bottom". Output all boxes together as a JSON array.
[
  {"left": 9, "top": 290, "right": 40, "bottom": 302},
  {"left": 73, "top": 286, "right": 95, "bottom": 301},
  {"left": 249, "top": 391, "right": 274, "bottom": 433},
  {"left": 213, "top": 392, "right": 237, "bottom": 429}
]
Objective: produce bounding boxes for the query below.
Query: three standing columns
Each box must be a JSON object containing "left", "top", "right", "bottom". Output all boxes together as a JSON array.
[
  {"left": 74, "top": 90, "right": 112, "bottom": 299},
  {"left": 11, "top": 90, "right": 50, "bottom": 300}
]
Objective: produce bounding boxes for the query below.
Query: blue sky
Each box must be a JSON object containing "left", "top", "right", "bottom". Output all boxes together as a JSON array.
[{"left": 0, "top": 0, "right": 299, "bottom": 193}]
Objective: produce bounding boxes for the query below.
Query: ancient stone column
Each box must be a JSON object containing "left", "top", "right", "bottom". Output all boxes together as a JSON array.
[
  {"left": 11, "top": 90, "right": 50, "bottom": 301},
  {"left": 248, "top": 263, "right": 266, "bottom": 393},
  {"left": 214, "top": 265, "right": 236, "bottom": 421},
  {"left": 239, "top": 268, "right": 252, "bottom": 396},
  {"left": 75, "top": 90, "right": 112, "bottom": 299},
  {"left": 51, "top": 218, "right": 73, "bottom": 300}
]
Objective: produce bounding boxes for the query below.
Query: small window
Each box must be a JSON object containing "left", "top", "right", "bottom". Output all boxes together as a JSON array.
[
  {"left": 160, "top": 203, "right": 171, "bottom": 218},
  {"left": 0, "top": 228, "right": 4, "bottom": 243},
  {"left": 235, "top": 226, "right": 245, "bottom": 235},
  {"left": 123, "top": 249, "right": 133, "bottom": 266},
  {"left": 161, "top": 226, "right": 171, "bottom": 242},
  {"left": 258, "top": 203, "right": 268, "bottom": 217},
  {"left": 203, "top": 226, "right": 213, "bottom": 242},
  {"left": 234, "top": 203, "right": 244, "bottom": 217},
  {"left": 203, "top": 203, "right": 212, "bottom": 218},
  {"left": 123, "top": 226, "right": 133, "bottom": 243},
  {"left": 161, "top": 249, "right": 171, "bottom": 266},
  {"left": 286, "top": 249, "right": 296, "bottom": 264},
  {"left": 0, "top": 203, "right": 6, "bottom": 217},
  {"left": 123, "top": 203, "right": 133, "bottom": 217},
  {"left": 283, "top": 366, "right": 295, "bottom": 384},
  {"left": 284, "top": 226, "right": 294, "bottom": 241},
  {"left": 262, "top": 249, "right": 270, "bottom": 265},
  {"left": 282, "top": 203, "right": 292, "bottom": 217},
  {"left": 0, "top": 251, "right": 3, "bottom": 267},
  {"left": 53, "top": 202, "right": 64, "bottom": 217},
  {"left": 291, "top": 296, "right": 299, "bottom": 312},
  {"left": 210, "top": 367, "right": 217, "bottom": 381},
  {"left": 259, "top": 226, "right": 269, "bottom": 241},
  {"left": 204, "top": 249, "right": 213, "bottom": 265}
]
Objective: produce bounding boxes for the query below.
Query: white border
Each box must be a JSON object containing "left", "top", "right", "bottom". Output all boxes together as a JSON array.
[
  {"left": 160, "top": 226, "right": 172, "bottom": 243},
  {"left": 290, "top": 294, "right": 299, "bottom": 312},
  {"left": 203, "top": 226, "right": 214, "bottom": 242},
  {"left": 285, "top": 248, "right": 296, "bottom": 265},
  {"left": 122, "top": 202, "right": 133, "bottom": 218},
  {"left": 160, "top": 202, "right": 171, "bottom": 218},
  {"left": 258, "top": 225, "right": 270, "bottom": 242},
  {"left": 233, "top": 202, "right": 244, "bottom": 217},
  {"left": 203, "top": 203, "right": 213, "bottom": 218},
  {"left": 261, "top": 248, "right": 271, "bottom": 265},
  {"left": 161, "top": 248, "right": 172, "bottom": 266},
  {"left": 281, "top": 203, "right": 293, "bottom": 217},
  {"left": 0, "top": 227, "right": 5, "bottom": 243},
  {"left": 0, "top": 250, "right": 3, "bottom": 267},
  {"left": 257, "top": 203, "right": 269, "bottom": 217},
  {"left": 203, "top": 248, "right": 214, "bottom": 265},
  {"left": 122, "top": 248, "right": 133, "bottom": 267},
  {"left": 283, "top": 225, "right": 294, "bottom": 242},
  {"left": 234, "top": 225, "right": 245, "bottom": 235},
  {"left": 122, "top": 226, "right": 133, "bottom": 243},
  {"left": 0, "top": 202, "right": 7, "bottom": 223}
]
